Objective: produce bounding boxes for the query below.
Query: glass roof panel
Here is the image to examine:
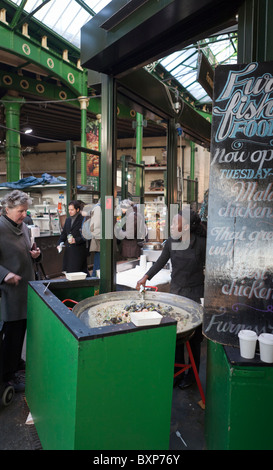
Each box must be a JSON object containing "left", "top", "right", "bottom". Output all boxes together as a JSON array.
[
  {"left": 7, "top": 2, "right": 237, "bottom": 105},
  {"left": 157, "top": 33, "right": 237, "bottom": 104},
  {"left": 9, "top": 0, "right": 112, "bottom": 48}
]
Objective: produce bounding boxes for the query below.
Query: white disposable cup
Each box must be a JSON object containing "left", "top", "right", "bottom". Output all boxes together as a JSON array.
[
  {"left": 258, "top": 333, "right": 273, "bottom": 363},
  {"left": 139, "top": 255, "right": 147, "bottom": 270},
  {"left": 238, "top": 330, "right": 257, "bottom": 359}
]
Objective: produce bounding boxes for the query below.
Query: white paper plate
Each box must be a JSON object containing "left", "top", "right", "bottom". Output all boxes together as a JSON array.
[
  {"left": 65, "top": 272, "right": 87, "bottom": 281},
  {"left": 130, "top": 310, "right": 162, "bottom": 326}
]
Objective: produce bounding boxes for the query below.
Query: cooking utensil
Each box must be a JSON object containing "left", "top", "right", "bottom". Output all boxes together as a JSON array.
[
  {"left": 143, "top": 242, "right": 162, "bottom": 250},
  {"left": 72, "top": 290, "right": 203, "bottom": 341}
]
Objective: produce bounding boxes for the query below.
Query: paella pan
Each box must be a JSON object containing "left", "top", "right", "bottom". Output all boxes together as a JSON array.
[{"left": 72, "top": 290, "right": 203, "bottom": 341}]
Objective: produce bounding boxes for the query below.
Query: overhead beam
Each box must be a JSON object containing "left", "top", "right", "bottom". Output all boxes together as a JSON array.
[
  {"left": 10, "top": 0, "right": 28, "bottom": 29},
  {"left": 0, "top": 21, "right": 87, "bottom": 96},
  {"left": 74, "top": 0, "right": 96, "bottom": 17},
  {"left": 11, "top": 0, "right": 52, "bottom": 31},
  {"left": 81, "top": 0, "right": 245, "bottom": 77}
]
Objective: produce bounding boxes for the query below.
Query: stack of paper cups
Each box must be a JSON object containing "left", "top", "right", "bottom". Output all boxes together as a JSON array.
[{"left": 139, "top": 255, "right": 147, "bottom": 270}]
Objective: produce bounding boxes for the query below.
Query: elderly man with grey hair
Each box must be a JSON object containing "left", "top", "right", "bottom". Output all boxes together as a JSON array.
[{"left": 0, "top": 190, "right": 41, "bottom": 392}]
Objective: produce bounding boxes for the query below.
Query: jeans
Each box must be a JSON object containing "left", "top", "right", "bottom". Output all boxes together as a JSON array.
[{"left": 92, "top": 252, "right": 100, "bottom": 277}]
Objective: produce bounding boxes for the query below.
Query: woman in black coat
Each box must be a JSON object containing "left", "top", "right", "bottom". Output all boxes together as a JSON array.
[{"left": 57, "top": 200, "right": 88, "bottom": 274}]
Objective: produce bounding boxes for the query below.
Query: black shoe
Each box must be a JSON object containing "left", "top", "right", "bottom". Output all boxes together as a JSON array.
[
  {"left": 8, "top": 374, "right": 25, "bottom": 393},
  {"left": 178, "top": 375, "right": 194, "bottom": 390}
]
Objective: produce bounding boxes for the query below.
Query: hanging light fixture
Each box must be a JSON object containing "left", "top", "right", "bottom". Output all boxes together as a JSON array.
[{"left": 22, "top": 126, "right": 33, "bottom": 134}]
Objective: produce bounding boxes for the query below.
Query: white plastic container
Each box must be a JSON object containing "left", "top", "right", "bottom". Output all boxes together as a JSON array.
[
  {"left": 65, "top": 272, "right": 87, "bottom": 281},
  {"left": 238, "top": 330, "right": 257, "bottom": 359},
  {"left": 258, "top": 333, "right": 273, "bottom": 363},
  {"left": 130, "top": 311, "right": 162, "bottom": 326}
]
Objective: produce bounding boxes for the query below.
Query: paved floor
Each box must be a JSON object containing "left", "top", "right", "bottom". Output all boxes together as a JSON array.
[{"left": 0, "top": 336, "right": 207, "bottom": 451}]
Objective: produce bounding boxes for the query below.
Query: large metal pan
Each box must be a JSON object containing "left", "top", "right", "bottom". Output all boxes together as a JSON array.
[{"left": 72, "top": 290, "right": 203, "bottom": 341}]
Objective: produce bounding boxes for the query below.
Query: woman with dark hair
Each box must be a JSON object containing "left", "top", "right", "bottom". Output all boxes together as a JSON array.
[
  {"left": 57, "top": 200, "right": 88, "bottom": 274},
  {"left": 136, "top": 208, "right": 206, "bottom": 389}
]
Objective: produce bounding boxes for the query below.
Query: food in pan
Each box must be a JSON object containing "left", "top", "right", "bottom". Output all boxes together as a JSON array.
[{"left": 85, "top": 300, "right": 191, "bottom": 332}]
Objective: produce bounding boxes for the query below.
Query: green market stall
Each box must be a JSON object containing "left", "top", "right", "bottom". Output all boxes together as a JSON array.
[{"left": 25, "top": 278, "right": 177, "bottom": 450}]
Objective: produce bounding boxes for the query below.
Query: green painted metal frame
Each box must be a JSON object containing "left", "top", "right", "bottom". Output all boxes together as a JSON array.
[
  {"left": 66, "top": 140, "right": 101, "bottom": 205},
  {"left": 166, "top": 118, "right": 177, "bottom": 208},
  {"left": 100, "top": 74, "right": 116, "bottom": 294},
  {"left": 0, "top": 21, "right": 87, "bottom": 97},
  {"left": 66, "top": 140, "right": 77, "bottom": 204},
  {"left": 3, "top": 94, "right": 24, "bottom": 181},
  {"left": 120, "top": 154, "right": 145, "bottom": 202}
]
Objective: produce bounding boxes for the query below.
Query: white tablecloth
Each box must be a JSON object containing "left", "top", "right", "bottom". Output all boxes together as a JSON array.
[{"left": 116, "top": 265, "right": 171, "bottom": 290}]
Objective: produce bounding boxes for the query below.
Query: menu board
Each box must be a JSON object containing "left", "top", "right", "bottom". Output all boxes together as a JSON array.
[{"left": 203, "top": 61, "right": 273, "bottom": 346}]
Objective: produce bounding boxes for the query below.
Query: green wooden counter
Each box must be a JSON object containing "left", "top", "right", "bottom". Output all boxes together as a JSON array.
[
  {"left": 205, "top": 340, "right": 273, "bottom": 450},
  {"left": 25, "top": 278, "right": 177, "bottom": 450}
]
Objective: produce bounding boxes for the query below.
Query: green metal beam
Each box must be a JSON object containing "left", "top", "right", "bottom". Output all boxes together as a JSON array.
[
  {"left": 74, "top": 0, "right": 95, "bottom": 16},
  {"left": 0, "top": 22, "right": 87, "bottom": 96},
  {"left": 11, "top": 0, "right": 52, "bottom": 31},
  {"left": 10, "top": 0, "right": 28, "bottom": 29}
]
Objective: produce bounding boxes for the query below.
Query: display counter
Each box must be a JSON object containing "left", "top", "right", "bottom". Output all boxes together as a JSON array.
[{"left": 25, "top": 278, "right": 177, "bottom": 450}]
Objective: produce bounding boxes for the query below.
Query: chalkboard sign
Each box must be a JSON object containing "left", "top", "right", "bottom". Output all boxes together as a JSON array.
[{"left": 203, "top": 61, "right": 273, "bottom": 346}]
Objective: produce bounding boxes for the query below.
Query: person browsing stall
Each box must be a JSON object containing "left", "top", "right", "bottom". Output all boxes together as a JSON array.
[
  {"left": 0, "top": 190, "right": 41, "bottom": 392},
  {"left": 57, "top": 200, "right": 88, "bottom": 274}
]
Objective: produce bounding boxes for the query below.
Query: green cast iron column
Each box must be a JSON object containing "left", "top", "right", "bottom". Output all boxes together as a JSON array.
[
  {"left": 190, "top": 141, "right": 196, "bottom": 202},
  {"left": 167, "top": 118, "right": 177, "bottom": 232},
  {"left": 238, "top": 0, "right": 273, "bottom": 62},
  {"left": 135, "top": 112, "right": 143, "bottom": 197},
  {"left": 190, "top": 141, "right": 195, "bottom": 180},
  {"left": 78, "top": 96, "right": 89, "bottom": 185},
  {"left": 4, "top": 94, "right": 24, "bottom": 182},
  {"left": 100, "top": 74, "right": 116, "bottom": 293}
]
